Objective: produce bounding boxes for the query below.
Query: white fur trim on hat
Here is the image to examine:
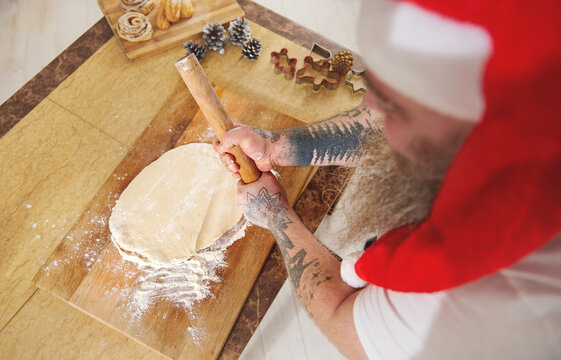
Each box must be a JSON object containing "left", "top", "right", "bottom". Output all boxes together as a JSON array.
[
  {"left": 357, "top": 0, "right": 492, "bottom": 122},
  {"left": 341, "top": 251, "right": 368, "bottom": 288}
]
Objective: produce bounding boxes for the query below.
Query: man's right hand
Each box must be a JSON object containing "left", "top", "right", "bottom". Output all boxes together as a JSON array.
[{"left": 213, "top": 125, "right": 281, "bottom": 179}]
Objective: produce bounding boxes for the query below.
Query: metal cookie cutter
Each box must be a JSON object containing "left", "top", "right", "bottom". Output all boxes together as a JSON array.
[
  {"left": 308, "top": 43, "right": 332, "bottom": 61},
  {"left": 345, "top": 69, "right": 368, "bottom": 94},
  {"left": 295, "top": 56, "right": 342, "bottom": 92},
  {"left": 309, "top": 43, "right": 368, "bottom": 94},
  {"left": 270, "top": 48, "right": 298, "bottom": 80}
]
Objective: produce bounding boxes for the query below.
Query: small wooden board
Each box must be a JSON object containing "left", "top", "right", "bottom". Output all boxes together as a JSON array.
[
  {"left": 98, "top": 0, "right": 245, "bottom": 60},
  {"left": 33, "top": 86, "right": 313, "bottom": 360}
]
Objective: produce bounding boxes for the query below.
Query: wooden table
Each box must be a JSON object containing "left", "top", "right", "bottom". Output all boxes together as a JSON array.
[{"left": 0, "top": 1, "right": 360, "bottom": 358}]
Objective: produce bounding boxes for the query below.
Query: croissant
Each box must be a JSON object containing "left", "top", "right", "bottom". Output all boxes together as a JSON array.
[{"left": 157, "top": 0, "right": 194, "bottom": 30}]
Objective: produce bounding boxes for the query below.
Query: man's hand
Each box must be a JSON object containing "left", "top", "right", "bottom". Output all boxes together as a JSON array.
[
  {"left": 235, "top": 171, "right": 292, "bottom": 230},
  {"left": 213, "top": 125, "right": 280, "bottom": 179}
]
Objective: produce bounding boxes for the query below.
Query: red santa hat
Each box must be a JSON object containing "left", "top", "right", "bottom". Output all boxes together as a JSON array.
[{"left": 353, "top": 0, "right": 561, "bottom": 292}]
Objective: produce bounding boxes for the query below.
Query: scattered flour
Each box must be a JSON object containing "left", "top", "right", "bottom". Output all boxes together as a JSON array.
[
  {"left": 118, "top": 219, "right": 248, "bottom": 314},
  {"left": 40, "top": 214, "right": 248, "bottom": 346},
  {"left": 188, "top": 326, "right": 208, "bottom": 346}
]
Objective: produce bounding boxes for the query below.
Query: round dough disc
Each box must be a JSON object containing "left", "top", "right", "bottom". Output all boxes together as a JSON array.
[{"left": 109, "top": 143, "right": 242, "bottom": 265}]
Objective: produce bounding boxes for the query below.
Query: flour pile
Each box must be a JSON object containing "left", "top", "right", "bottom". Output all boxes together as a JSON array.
[{"left": 119, "top": 219, "right": 248, "bottom": 314}]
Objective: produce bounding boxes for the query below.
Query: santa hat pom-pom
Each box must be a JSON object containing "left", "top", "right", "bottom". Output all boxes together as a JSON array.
[{"left": 341, "top": 251, "right": 368, "bottom": 288}]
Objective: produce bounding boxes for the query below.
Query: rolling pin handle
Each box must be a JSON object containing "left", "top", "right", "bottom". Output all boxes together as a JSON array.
[
  {"left": 228, "top": 147, "right": 261, "bottom": 184},
  {"left": 175, "top": 54, "right": 261, "bottom": 184}
]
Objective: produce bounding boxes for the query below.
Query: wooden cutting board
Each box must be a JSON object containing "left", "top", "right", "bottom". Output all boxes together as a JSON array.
[
  {"left": 33, "top": 85, "right": 313, "bottom": 360},
  {"left": 98, "top": 0, "right": 244, "bottom": 60}
]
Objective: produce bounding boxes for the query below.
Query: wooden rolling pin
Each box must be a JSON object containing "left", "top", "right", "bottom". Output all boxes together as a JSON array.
[{"left": 175, "top": 54, "right": 261, "bottom": 184}]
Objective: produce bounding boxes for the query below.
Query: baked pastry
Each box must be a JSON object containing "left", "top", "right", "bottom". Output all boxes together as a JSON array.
[
  {"left": 157, "top": 0, "right": 194, "bottom": 30},
  {"left": 120, "top": 0, "right": 154, "bottom": 15},
  {"left": 116, "top": 12, "right": 153, "bottom": 42}
]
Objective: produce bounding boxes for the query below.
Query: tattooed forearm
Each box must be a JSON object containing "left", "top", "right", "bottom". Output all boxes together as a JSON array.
[
  {"left": 238, "top": 180, "right": 363, "bottom": 358},
  {"left": 242, "top": 184, "right": 354, "bottom": 317},
  {"left": 278, "top": 242, "right": 339, "bottom": 310},
  {"left": 273, "top": 220, "right": 342, "bottom": 310},
  {"left": 241, "top": 186, "right": 316, "bottom": 289},
  {"left": 279, "top": 105, "right": 381, "bottom": 166}
]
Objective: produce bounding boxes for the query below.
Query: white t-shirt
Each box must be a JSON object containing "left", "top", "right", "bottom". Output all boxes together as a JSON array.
[{"left": 353, "top": 234, "right": 561, "bottom": 359}]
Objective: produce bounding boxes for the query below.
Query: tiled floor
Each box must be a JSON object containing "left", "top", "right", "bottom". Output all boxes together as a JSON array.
[
  {"left": 240, "top": 280, "right": 347, "bottom": 359},
  {"left": 0, "top": 0, "right": 103, "bottom": 104},
  {"left": 0, "top": 0, "right": 360, "bottom": 358}
]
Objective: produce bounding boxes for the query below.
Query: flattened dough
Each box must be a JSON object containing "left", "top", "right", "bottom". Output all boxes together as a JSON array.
[{"left": 109, "top": 143, "right": 242, "bottom": 265}]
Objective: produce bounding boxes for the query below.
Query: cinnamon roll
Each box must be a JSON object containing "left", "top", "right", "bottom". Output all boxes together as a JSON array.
[
  {"left": 116, "top": 12, "right": 153, "bottom": 42},
  {"left": 120, "top": 0, "right": 154, "bottom": 15}
]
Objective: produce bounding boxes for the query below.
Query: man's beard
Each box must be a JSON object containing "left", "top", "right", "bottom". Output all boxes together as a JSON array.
[{"left": 318, "top": 133, "right": 449, "bottom": 256}]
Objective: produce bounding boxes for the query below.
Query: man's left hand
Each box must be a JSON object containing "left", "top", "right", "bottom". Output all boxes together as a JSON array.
[{"left": 236, "top": 171, "right": 292, "bottom": 230}]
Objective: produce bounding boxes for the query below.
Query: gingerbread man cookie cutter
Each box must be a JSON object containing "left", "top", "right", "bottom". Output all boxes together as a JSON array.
[
  {"left": 295, "top": 56, "right": 342, "bottom": 92},
  {"left": 308, "top": 43, "right": 368, "bottom": 95},
  {"left": 270, "top": 48, "right": 298, "bottom": 80}
]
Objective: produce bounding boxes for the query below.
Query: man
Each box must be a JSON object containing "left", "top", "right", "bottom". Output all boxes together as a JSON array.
[{"left": 214, "top": 0, "right": 561, "bottom": 358}]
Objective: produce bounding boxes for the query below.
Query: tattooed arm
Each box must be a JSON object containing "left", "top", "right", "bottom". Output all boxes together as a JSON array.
[
  {"left": 237, "top": 172, "right": 368, "bottom": 360},
  {"left": 215, "top": 106, "right": 376, "bottom": 356},
  {"left": 214, "top": 105, "right": 381, "bottom": 177}
]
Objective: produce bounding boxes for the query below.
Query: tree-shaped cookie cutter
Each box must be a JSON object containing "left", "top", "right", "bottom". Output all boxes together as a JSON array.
[
  {"left": 309, "top": 43, "right": 332, "bottom": 60},
  {"left": 270, "top": 48, "right": 298, "bottom": 80},
  {"left": 295, "top": 56, "right": 342, "bottom": 92}
]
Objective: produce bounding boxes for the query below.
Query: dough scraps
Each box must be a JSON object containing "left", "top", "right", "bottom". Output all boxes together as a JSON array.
[{"left": 109, "top": 143, "right": 242, "bottom": 266}]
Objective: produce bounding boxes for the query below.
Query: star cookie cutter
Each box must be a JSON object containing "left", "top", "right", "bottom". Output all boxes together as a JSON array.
[
  {"left": 271, "top": 48, "right": 298, "bottom": 80},
  {"left": 345, "top": 69, "right": 368, "bottom": 94},
  {"left": 295, "top": 56, "right": 342, "bottom": 92}
]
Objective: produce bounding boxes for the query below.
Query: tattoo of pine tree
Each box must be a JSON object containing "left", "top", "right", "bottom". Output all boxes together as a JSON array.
[{"left": 287, "top": 249, "right": 315, "bottom": 288}]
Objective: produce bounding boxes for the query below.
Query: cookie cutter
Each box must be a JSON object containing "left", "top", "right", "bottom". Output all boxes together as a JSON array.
[
  {"left": 345, "top": 69, "right": 368, "bottom": 94},
  {"left": 295, "top": 56, "right": 342, "bottom": 92},
  {"left": 270, "top": 48, "right": 298, "bottom": 80},
  {"left": 309, "top": 43, "right": 332, "bottom": 61},
  {"left": 308, "top": 43, "right": 368, "bottom": 94}
]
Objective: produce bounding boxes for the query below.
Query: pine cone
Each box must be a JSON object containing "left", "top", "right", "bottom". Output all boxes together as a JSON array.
[
  {"left": 241, "top": 37, "right": 262, "bottom": 60},
  {"left": 184, "top": 40, "right": 207, "bottom": 62},
  {"left": 228, "top": 17, "right": 251, "bottom": 46},
  {"left": 202, "top": 21, "right": 227, "bottom": 53},
  {"left": 331, "top": 50, "right": 354, "bottom": 75}
]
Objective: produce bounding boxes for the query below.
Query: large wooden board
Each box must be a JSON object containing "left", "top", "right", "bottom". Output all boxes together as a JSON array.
[
  {"left": 33, "top": 86, "right": 313, "bottom": 360},
  {"left": 98, "top": 0, "right": 244, "bottom": 60}
]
